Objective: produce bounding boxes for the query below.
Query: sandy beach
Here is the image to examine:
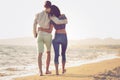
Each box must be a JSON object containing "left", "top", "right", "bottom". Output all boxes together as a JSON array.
[
  {"left": 0, "top": 39, "right": 120, "bottom": 80},
  {"left": 14, "top": 58, "right": 120, "bottom": 80}
]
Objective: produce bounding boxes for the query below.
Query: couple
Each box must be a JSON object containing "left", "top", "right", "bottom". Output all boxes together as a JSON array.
[{"left": 33, "top": 1, "right": 68, "bottom": 76}]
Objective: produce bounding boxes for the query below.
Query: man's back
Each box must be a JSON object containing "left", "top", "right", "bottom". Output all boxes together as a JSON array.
[{"left": 36, "top": 11, "right": 50, "bottom": 29}]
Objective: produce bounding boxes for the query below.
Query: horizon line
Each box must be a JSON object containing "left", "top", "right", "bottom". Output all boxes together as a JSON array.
[{"left": 0, "top": 36, "right": 120, "bottom": 40}]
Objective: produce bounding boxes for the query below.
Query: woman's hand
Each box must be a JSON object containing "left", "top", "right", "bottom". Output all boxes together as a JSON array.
[
  {"left": 38, "top": 26, "right": 53, "bottom": 33},
  {"left": 38, "top": 27, "right": 44, "bottom": 31}
]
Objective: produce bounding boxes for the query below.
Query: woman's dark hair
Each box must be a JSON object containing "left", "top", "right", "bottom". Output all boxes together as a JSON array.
[
  {"left": 44, "top": 1, "right": 51, "bottom": 8},
  {"left": 50, "top": 5, "right": 61, "bottom": 18}
]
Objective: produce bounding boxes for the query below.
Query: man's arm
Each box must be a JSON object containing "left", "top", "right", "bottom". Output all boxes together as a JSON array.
[
  {"left": 33, "top": 14, "right": 38, "bottom": 38},
  {"left": 50, "top": 16, "right": 68, "bottom": 24}
]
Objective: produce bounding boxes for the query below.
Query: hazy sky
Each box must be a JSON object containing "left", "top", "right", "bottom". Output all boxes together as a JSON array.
[{"left": 0, "top": 0, "right": 120, "bottom": 39}]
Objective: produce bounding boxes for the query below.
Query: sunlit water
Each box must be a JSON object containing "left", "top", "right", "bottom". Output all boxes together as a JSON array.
[{"left": 0, "top": 45, "right": 119, "bottom": 80}]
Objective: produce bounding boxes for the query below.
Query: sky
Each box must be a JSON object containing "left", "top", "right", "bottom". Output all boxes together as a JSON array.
[{"left": 0, "top": 0, "right": 120, "bottom": 40}]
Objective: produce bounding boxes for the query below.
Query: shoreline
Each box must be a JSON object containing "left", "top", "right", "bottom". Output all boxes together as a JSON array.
[
  {"left": 0, "top": 51, "right": 120, "bottom": 80},
  {"left": 66, "top": 54, "right": 119, "bottom": 68},
  {"left": 13, "top": 57, "right": 120, "bottom": 80},
  {"left": 11, "top": 54, "right": 119, "bottom": 80},
  {"left": 1, "top": 53, "right": 119, "bottom": 80}
]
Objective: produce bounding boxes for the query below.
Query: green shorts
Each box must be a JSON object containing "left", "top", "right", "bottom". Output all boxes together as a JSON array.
[{"left": 37, "top": 32, "right": 52, "bottom": 54}]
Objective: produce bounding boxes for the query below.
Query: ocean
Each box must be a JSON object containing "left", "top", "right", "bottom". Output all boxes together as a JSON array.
[{"left": 0, "top": 44, "right": 119, "bottom": 80}]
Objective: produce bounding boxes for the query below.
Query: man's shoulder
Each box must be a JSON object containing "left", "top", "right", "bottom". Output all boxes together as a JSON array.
[
  {"left": 36, "top": 11, "right": 45, "bottom": 16},
  {"left": 40, "top": 11, "right": 45, "bottom": 14}
]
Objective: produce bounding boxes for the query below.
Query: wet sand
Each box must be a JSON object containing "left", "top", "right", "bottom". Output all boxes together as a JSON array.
[{"left": 14, "top": 58, "right": 120, "bottom": 80}]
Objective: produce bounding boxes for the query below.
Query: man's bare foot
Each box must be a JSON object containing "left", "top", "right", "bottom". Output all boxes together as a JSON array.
[
  {"left": 46, "top": 71, "right": 51, "bottom": 74},
  {"left": 40, "top": 74, "right": 43, "bottom": 76},
  {"left": 56, "top": 73, "right": 59, "bottom": 75},
  {"left": 56, "top": 72, "right": 59, "bottom": 75},
  {"left": 62, "top": 69, "right": 66, "bottom": 74},
  {"left": 39, "top": 71, "right": 43, "bottom": 76}
]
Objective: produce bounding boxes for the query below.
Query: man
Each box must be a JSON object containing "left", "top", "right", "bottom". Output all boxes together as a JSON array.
[{"left": 33, "top": 1, "right": 67, "bottom": 76}]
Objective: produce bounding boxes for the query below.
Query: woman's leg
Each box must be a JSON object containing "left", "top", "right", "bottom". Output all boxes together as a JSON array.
[
  {"left": 61, "top": 43, "right": 67, "bottom": 74},
  {"left": 61, "top": 35, "right": 67, "bottom": 74},
  {"left": 52, "top": 39, "right": 60, "bottom": 75}
]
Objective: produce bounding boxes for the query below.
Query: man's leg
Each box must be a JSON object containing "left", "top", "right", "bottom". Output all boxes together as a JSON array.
[
  {"left": 46, "top": 51, "right": 51, "bottom": 74},
  {"left": 37, "top": 34, "right": 44, "bottom": 76},
  {"left": 44, "top": 34, "right": 52, "bottom": 74},
  {"left": 38, "top": 53, "right": 43, "bottom": 76}
]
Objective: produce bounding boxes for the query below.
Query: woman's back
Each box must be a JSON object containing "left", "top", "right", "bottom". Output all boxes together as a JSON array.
[{"left": 50, "top": 15, "right": 67, "bottom": 30}]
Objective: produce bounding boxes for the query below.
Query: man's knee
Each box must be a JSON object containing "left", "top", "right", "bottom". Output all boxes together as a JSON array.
[
  {"left": 47, "top": 51, "right": 50, "bottom": 53},
  {"left": 46, "top": 51, "right": 51, "bottom": 55},
  {"left": 38, "top": 53, "right": 42, "bottom": 58}
]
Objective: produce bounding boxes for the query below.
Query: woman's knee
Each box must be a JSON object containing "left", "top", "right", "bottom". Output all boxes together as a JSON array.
[
  {"left": 54, "top": 54, "right": 59, "bottom": 64},
  {"left": 52, "top": 39, "right": 55, "bottom": 44},
  {"left": 54, "top": 57, "right": 59, "bottom": 64}
]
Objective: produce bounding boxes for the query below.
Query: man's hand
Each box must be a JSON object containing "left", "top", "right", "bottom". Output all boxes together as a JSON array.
[{"left": 34, "top": 32, "right": 37, "bottom": 38}]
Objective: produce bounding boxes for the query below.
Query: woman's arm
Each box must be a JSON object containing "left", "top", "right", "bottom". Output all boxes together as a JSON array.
[
  {"left": 50, "top": 16, "right": 68, "bottom": 24},
  {"left": 38, "top": 24, "right": 53, "bottom": 33}
]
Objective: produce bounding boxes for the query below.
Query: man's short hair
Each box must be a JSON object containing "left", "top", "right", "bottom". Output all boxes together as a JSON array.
[{"left": 44, "top": 1, "right": 51, "bottom": 8}]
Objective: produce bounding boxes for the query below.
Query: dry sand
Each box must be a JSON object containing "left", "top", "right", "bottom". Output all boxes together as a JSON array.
[{"left": 14, "top": 58, "right": 120, "bottom": 80}]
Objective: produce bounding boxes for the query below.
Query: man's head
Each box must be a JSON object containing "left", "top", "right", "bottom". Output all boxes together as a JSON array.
[{"left": 44, "top": 1, "right": 51, "bottom": 13}]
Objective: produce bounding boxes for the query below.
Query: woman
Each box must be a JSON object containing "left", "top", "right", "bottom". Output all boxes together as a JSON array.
[{"left": 39, "top": 5, "right": 68, "bottom": 75}]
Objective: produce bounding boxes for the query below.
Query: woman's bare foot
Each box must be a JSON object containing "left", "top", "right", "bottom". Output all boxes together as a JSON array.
[
  {"left": 46, "top": 71, "right": 52, "bottom": 74},
  {"left": 62, "top": 69, "right": 66, "bottom": 74}
]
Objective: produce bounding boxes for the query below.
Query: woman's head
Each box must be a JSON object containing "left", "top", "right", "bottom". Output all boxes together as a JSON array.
[{"left": 50, "top": 5, "right": 61, "bottom": 18}]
